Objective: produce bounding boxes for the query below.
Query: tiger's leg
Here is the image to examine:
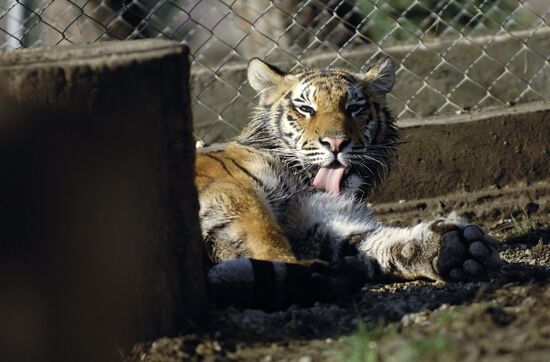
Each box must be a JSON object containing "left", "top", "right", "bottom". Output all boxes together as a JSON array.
[
  {"left": 202, "top": 186, "right": 341, "bottom": 310},
  {"left": 199, "top": 182, "right": 297, "bottom": 263},
  {"left": 284, "top": 194, "right": 503, "bottom": 282},
  {"left": 355, "top": 217, "right": 504, "bottom": 281},
  {"left": 231, "top": 208, "right": 298, "bottom": 263}
]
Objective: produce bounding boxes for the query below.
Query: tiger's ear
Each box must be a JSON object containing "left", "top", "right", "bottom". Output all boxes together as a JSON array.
[
  {"left": 361, "top": 58, "right": 395, "bottom": 94},
  {"left": 247, "top": 58, "right": 286, "bottom": 105}
]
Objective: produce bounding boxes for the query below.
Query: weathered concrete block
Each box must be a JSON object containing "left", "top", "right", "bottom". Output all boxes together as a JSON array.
[
  {"left": 0, "top": 40, "right": 208, "bottom": 362},
  {"left": 373, "top": 101, "right": 550, "bottom": 202}
]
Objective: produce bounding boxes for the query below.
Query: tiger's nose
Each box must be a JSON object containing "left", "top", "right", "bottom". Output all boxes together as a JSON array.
[{"left": 320, "top": 137, "right": 351, "bottom": 153}]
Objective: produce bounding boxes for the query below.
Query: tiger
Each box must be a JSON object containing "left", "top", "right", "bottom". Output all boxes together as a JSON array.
[{"left": 196, "top": 57, "right": 503, "bottom": 310}]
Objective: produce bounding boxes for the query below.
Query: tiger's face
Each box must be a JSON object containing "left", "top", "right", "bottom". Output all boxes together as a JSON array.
[{"left": 245, "top": 58, "right": 398, "bottom": 195}]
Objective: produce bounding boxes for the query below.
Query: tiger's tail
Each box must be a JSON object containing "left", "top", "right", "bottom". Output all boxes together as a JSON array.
[{"left": 207, "top": 257, "right": 368, "bottom": 311}]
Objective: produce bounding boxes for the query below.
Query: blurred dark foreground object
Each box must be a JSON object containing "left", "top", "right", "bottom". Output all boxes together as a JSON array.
[{"left": 0, "top": 40, "right": 209, "bottom": 362}]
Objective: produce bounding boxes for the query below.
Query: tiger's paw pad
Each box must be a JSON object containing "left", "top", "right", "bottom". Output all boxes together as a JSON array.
[{"left": 431, "top": 222, "right": 504, "bottom": 281}]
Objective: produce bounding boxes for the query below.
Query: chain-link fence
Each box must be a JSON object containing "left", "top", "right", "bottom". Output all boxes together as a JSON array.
[{"left": 1, "top": 0, "right": 549, "bottom": 144}]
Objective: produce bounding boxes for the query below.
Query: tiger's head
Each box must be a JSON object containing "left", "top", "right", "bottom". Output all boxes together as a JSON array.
[{"left": 239, "top": 58, "right": 398, "bottom": 197}]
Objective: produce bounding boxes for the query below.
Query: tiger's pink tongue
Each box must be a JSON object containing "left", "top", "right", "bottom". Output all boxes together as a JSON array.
[{"left": 312, "top": 164, "right": 346, "bottom": 195}]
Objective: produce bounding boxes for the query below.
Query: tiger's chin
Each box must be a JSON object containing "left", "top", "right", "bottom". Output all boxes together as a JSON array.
[{"left": 342, "top": 172, "right": 364, "bottom": 193}]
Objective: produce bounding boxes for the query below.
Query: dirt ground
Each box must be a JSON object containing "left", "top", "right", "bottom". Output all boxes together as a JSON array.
[{"left": 127, "top": 180, "right": 550, "bottom": 362}]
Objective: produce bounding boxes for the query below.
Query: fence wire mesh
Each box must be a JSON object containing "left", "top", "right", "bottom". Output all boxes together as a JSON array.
[{"left": 1, "top": 0, "right": 549, "bottom": 144}]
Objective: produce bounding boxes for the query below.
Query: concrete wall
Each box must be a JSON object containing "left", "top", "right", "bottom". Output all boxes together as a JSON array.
[
  {"left": 373, "top": 101, "right": 550, "bottom": 203},
  {"left": 191, "top": 27, "right": 550, "bottom": 145},
  {"left": 0, "top": 40, "right": 208, "bottom": 362}
]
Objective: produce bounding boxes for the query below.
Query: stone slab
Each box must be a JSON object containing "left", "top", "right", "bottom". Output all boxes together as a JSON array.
[{"left": 373, "top": 101, "right": 550, "bottom": 202}]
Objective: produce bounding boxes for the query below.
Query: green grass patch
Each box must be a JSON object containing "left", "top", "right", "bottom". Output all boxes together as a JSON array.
[
  {"left": 404, "top": 335, "right": 449, "bottom": 361},
  {"left": 510, "top": 210, "right": 538, "bottom": 238},
  {"left": 334, "top": 321, "right": 389, "bottom": 362},
  {"left": 334, "top": 320, "right": 450, "bottom": 362}
]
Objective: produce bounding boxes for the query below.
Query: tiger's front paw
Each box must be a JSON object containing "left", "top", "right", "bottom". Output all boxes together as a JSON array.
[{"left": 430, "top": 220, "right": 504, "bottom": 281}]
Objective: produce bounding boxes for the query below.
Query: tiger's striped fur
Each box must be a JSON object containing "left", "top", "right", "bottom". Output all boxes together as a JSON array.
[{"left": 197, "top": 58, "right": 503, "bottom": 310}]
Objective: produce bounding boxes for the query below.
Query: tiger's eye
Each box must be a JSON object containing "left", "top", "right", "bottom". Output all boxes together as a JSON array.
[{"left": 298, "top": 105, "right": 314, "bottom": 115}]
